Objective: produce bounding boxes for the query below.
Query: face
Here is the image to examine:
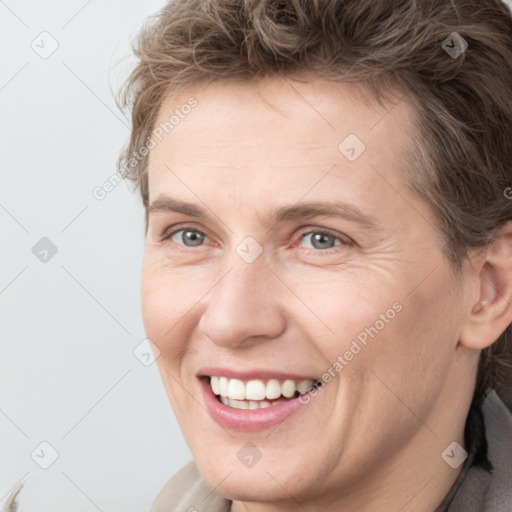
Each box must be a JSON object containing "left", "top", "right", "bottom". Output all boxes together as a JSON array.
[{"left": 141, "top": 78, "right": 473, "bottom": 507}]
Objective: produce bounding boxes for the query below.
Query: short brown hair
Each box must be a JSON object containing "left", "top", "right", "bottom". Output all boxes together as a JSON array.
[{"left": 118, "top": 0, "right": 512, "bottom": 404}]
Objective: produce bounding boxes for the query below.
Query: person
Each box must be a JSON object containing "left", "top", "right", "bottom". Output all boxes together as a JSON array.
[
  {"left": 115, "top": 0, "right": 512, "bottom": 511},
  {"left": 5, "top": 0, "right": 512, "bottom": 511}
]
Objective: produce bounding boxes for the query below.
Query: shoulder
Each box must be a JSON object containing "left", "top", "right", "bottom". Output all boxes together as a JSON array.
[
  {"left": 444, "top": 389, "right": 512, "bottom": 511},
  {"left": 3, "top": 462, "right": 230, "bottom": 512},
  {"left": 481, "top": 390, "right": 512, "bottom": 501},
  {"left": 150, "top": 460, "right": 232, "bottom": 512},
  {"left": 2, "top": 482, "right": 24, "bottom": 512}
]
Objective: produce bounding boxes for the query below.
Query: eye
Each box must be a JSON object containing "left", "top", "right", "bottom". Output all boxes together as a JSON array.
[
  {"left": 168, "top": 228, "right": 208, "bottom": 247},
  {"left": 298, "top": 230, "right": 349, "bottom": 251}
]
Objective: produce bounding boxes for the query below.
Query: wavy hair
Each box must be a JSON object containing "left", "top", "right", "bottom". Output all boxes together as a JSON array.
[{"left": 118, "top": 0, "right": 512, "bottom": 405}]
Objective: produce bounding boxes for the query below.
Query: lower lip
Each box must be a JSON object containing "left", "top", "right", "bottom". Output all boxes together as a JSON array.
[{"left": 199, "top": 378, "right": 313, "bottom": 431}]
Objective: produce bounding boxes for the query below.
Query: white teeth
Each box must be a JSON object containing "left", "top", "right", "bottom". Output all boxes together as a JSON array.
[
  {"left": 219, "top": 377, "right": 229, "bottom": 397},
  {"left": 210, "top": 376, "right": 220, "bottom": 395},
  {"left": 209, "top": 376, "right": 316, "bottom": 406},
  {"left": 265, "top": 379, "right": 282, "bottom": 400},
  {"left": 246, "top": 380, "right": 266, "bottom": 400},
  {"left": 229, "top": 398, "right": 249, "bottom": 409},
  {"left": 228, "top": 378, "right": 245, "bottom": 400},
  {"left": 281, "top": 380, "right": 296, "bottom": 398}
]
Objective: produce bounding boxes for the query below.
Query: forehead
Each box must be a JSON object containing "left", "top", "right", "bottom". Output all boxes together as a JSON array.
[{"left": 146, "top": 77, "right": 417, "bottom": 210}]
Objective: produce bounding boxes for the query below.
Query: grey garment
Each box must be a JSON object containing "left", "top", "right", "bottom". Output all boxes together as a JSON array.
[
  {"left": 151, "top": 389, "right": 512, "bottom": 512},
  {"left": 435, "top": 389, "right": 512, "bottom": 511}
]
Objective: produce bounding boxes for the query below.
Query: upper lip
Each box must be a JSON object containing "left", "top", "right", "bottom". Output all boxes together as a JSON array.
[{"left": 197, "top": 367, "right": 319, "bottom": 381}]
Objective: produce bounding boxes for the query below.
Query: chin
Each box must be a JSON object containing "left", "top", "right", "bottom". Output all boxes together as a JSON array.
[{"left": 196, "top": 452, "right": 315, "bottom": 503}]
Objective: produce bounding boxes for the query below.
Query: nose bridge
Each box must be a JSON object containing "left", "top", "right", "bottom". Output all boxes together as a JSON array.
[
  {"left": 219, "top": 259, "right": 262, "bottom": 308},
  {"left": 199, "top": 249, "right": 286, "bottom": 345}
]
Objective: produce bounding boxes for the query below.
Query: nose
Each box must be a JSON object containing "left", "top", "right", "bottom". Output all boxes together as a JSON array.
[{"left": 197, "top": 257, "right": 287, "bottom": 347}]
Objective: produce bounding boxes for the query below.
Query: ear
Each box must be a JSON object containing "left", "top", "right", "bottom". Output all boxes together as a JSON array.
[{"left": 460, "top": 221, "right": 512, "bottom": 350}]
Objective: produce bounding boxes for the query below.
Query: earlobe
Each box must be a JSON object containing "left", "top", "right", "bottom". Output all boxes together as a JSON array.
[{"left": 460, "top": 222, "right": 512, "bottom": 350}]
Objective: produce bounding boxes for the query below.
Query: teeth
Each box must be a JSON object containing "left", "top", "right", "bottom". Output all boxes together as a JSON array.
[
  {"left": 209, "top": 376, "right": 316, "bottom": 404},
  {"left": 219, "top": 377, "right": 229, "bottom": 397},
  {"left": 246, "top": 380, "right": 266, "bottom": 400},
  {"left": 265, "top": 379, "right": 281, "bottom": 399},
  {"left": 229, "top": 398, "right": 249, "bottom": 409},
  {"left": 296, "top": 380, "right": 313, "bottom": 394},
  {"left": 210, "top": 376, "right": 220, "bottom": 395},
  {"left": 228, "top": 379, "right": 245, "bottom": 400},
  {"left": 281, "top": 380, "right": 296, "bottom": 398}
]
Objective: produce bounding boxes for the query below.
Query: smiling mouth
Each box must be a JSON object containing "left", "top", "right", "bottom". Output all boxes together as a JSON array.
[{"left": 205, "top": 375, "right": 322, "bottom": 410}]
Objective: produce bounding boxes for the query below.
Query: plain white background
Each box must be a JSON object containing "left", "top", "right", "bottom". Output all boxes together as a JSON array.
[{"left": 0, "top": 2, "right": 193, "bottom": 511}]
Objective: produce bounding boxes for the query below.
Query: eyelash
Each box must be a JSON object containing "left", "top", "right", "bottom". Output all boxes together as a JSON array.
[{"left": 160, "top": 224, "right": 353, "bottom": 254}]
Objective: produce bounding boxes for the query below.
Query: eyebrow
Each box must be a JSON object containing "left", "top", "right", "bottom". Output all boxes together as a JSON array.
[
  {"left": 147, "top": 195, "right": 379, "bottom": 231},
  {"left": 148, "top": 196, "right": 206, "bottom": 218},
  {"left": 271, "top": 202, "right": 379, "bottom": 230}
]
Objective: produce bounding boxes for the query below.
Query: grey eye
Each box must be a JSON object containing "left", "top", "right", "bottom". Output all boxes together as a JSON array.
[
  {"left": 301, "top": 232, "right": 340, "bottom": 250},
  {"left": 172, "top": 229, "right": 206, "bottom": 246}
]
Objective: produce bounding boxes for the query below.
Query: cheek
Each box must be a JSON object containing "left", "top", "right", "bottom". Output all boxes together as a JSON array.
[
  {"left": 355, "top": 271, "right": 463, "bottom": 407},
  {"left": 284, "top": 270, "right": 401, "bottom": 354},
  {"left": 140, "top": 256, "right": 214, "bottom": 352},
  {"left": 291, "top": 265, "right": 460, "bottom": 390}
]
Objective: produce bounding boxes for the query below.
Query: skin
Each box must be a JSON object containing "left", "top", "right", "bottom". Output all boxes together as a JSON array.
[{"left": 141, "top": 77, "right": 512, "bottom": 511}]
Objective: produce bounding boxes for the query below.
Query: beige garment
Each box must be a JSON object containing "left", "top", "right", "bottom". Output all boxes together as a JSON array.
[{"left": 150, "top": 460, "right": 232, "bottom": 512}]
